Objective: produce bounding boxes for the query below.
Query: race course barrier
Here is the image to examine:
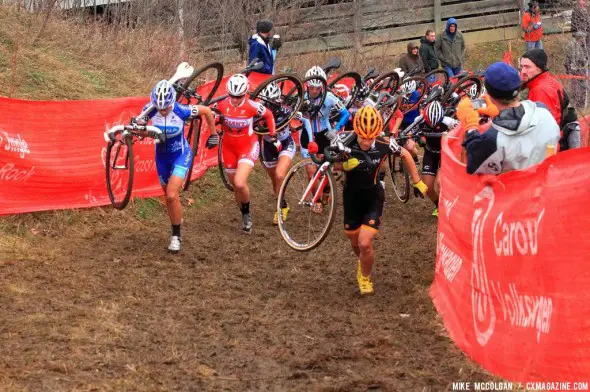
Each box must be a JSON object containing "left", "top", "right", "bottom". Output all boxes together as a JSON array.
[
  {"left": 0, "top": 72, "right": 269, "bottom": 216},
  {"left": 430, "top": 127, "right": 590, "bottom": 382}
]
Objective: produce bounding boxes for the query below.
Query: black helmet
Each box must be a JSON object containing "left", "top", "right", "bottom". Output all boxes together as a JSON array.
[{"left": 256, "top": 19, "right": 273, "bottom": 34}]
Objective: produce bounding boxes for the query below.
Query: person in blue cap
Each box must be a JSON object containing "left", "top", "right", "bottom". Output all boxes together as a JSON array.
[
  {"left": 457, "top": 62, "right": 560, "bottom": 175},
  {"left": 435, "top": 17, "right": 466, "bottom": 77}
]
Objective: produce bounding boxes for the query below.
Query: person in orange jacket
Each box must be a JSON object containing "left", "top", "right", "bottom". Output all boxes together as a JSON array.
[{"left": 522, "top": 1, "right": 544, "bottom": 50}]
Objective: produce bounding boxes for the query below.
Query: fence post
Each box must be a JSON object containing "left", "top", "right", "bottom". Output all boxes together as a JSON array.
[{"left": 434, "top": 0, "right": 441, "bottom": 34}]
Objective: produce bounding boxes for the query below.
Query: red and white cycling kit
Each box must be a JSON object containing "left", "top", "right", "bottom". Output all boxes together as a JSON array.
[{"left": 217, "top": 98, "right": 276, "bottom": 172}]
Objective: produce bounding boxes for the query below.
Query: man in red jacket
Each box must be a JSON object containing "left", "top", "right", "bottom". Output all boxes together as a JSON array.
[
  {"left": 522, "top": 1, "right": 543, "bottom": 50},
  {"left": 520, "top": 49, "right": 563, "bottom": 123},
  {"left": 520, "top": 49, "right": 582, "bottom": 150}
]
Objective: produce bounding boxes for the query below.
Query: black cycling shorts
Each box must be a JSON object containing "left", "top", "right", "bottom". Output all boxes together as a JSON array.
[
  {"left": 301, "top": 129, "right": 331, "bottom": 154},
  {"left": 261, "top": 136, "right": 296, "bottom": 167},
  {"left": 343, "top": 185, "right": 385, "bottom": 233},
  {"left": 422, "top": 150, "right": 441, "bottom": 177}
]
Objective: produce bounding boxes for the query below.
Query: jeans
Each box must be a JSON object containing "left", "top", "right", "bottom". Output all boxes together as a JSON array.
[
  {"left": 443, "top": 66, "right": 462, "bottom": 77},
  {"left": 525, "top": 40, "right": 543, "bottom": 51}
]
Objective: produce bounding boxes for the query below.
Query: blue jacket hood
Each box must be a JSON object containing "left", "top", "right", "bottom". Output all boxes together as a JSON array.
[{"left": 446, "top": 18, "right": 458, "bottom": 35}]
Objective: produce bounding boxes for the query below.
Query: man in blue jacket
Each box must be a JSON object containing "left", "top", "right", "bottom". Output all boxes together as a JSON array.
[{"left": 248, "top": 20, "right": 281, "bottom": 75}]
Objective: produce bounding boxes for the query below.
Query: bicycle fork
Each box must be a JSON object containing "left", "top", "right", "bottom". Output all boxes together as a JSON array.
[{"left": 299, "top": 162, "right": 331, "bottom": 207}]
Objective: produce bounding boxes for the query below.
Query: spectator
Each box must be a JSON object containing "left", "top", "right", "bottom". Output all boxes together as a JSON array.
[
  {"left": 248, "top": 20, "right": 281, "bottom": 75},
  {"left": 521, "top": 1, "right": 543, "bottom": 50},
  {"left": 435, "top": 18, "right": 465, "bottom": 77},
  {"left": 564, "top": 32, "right": 589, "bottom": 108},
  {"left": 460, "top": 62, "right": 560, "bottom": 175},
  {"left": 398, "top": 42, "right": 424, "bottom": 75},
  {"left": 571, "top": 0, "right": 589, "bottom": 47},
  {"left": 420, "top": 29, "right": 439, "bottom": 81},
  {"left": 521, "top": 49, "right": 582, "bottom": 151}
]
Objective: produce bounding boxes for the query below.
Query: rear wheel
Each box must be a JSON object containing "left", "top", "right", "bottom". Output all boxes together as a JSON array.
[
  {"left": 277, "top": 159, "right": 337, "bottom": 251},
  {"left": 217, "top": 133, "right": 233, "bottom": 192},
  {"left": 180, "top": 62, "right": 224, "bottom": 105},
  {"left": 105, "top": 136, "right": 135, "bottom": 210},
  {"left": 388, "top": 154, "right": 410, "bottom": 203}
]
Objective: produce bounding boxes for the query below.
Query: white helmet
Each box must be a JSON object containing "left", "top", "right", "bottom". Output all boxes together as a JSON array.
[
  {"left": 480, "top": 84, "right": 487, "bottom": 97},
  {"left": 467, "top": 83, "right": 480, "bottom": 99},
  {"left": 260, "top": 82, "right": 281, "bottom": 100},
  {"left": 227, "top": 74, "right": 249, "bottom": 97},
  {"left": 399, "top": 80, "right": 417, "bottom": 95},
  {"left": 150, "top": 80, "right": 177, "bottom": 110},
  {"left": 424, "top": 100, "right": 444, "bottom": 128},
  {"left": 305, "top": 66, "right": 326, "bottom": 87}
]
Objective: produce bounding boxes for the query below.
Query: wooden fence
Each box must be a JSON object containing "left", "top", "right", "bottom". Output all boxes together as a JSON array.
[{"left": 200, "top": 0, "right": 572, "bottom": 62}]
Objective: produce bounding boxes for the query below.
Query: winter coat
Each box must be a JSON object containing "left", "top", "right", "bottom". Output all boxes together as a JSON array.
[
  {"left": 248, "top": 34, "right": 274, "bottom": 75},
  {"left": 398, "top": 42, "right": 424, "bottom": 74},
  {"left": 435, "top": 18, "right": 465, "bottom": 68},
  {"left": 419, "top": 37, "right": 438, "bottom": 73}
]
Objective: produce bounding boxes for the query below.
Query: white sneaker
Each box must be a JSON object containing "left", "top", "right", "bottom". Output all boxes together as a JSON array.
[
  {"left": 242, "top": 213, "right": 252, "bottom": 234},
  {"left": 168, "top": 236, "right": 181, "bottom": 253}
]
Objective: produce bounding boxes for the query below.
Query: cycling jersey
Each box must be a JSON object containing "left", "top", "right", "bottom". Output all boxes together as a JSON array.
[
  {"left": 143, "top": 102, "right": 196, "bottom": 185},
  {"left": 217, "top": 98, "right": 275, "bottom": 170},
  {"left": 343, "top": 136, "right": 400, "bottom": 190},
  {"left": 307, "top": 91, "right": 350, "bottom": 134}
]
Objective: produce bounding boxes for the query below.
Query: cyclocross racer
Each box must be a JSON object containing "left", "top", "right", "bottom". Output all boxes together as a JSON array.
[
  {"left": 217, "top": 74, "right": 277, "bottom": 234},
  {"left": 138, "top": 79, "right": 216, "bottom": 253},
  {"left": 333, "top": 107, "right": 428, "bottom": 295}
]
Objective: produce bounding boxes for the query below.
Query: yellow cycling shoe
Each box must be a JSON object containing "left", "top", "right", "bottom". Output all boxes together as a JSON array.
[
  {"left": 273, "top": 207, "right": 291, "bottom": 225},
  {"left": 357, "top": 273, "right": 374, "bottom": 295},
  {"left": 432, "top": 207, "right": 439, "bottom": 217}
]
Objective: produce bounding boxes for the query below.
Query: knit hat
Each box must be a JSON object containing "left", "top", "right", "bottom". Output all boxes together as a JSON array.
[
  {"left": 484, "top": 62, "right": 522, "bottom": 100},
  {"left": 521, "top": 49, "right": 548, "bottom": 71},
  {"left": 256, "top": 20, "right": 273, "bottom": 34}
]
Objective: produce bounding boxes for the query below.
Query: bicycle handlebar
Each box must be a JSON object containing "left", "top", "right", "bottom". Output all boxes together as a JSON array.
[{"left": 104, "top": 124, "right": 163, "bottom": 143}]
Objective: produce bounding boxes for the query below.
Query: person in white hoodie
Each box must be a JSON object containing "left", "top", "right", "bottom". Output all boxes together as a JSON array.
[{"left": 458, "top": 62, "right": 560, "bottom": 175}]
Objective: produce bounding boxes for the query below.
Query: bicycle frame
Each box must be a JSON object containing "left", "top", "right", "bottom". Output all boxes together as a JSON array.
[{"left": 299, "top": 161, "right": 331, "bottom": 206}]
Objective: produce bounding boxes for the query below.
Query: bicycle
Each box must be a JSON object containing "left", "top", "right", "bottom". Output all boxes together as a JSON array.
[
  {"left": 104, "top": 124, "right": 165, "bottom": 210},
  {"left": 276, "top": 141, "right": 378, "bottom": 252},
  {"left": 104, "top": 62, "right": 196, "bottom": 210}
]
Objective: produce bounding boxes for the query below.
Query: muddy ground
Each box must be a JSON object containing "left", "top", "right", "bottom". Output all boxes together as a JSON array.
[{"left": 0, "top": 167, "right": 498, "bottom": 391}]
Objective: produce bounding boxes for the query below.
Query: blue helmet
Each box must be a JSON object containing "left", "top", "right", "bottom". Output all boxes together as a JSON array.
[{"left": 150, "top": 80, "right": 176, "bottom": 110}]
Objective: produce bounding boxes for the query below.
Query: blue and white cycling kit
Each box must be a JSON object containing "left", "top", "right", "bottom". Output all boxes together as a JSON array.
[
  {"left": 144, "top": 102, "right": 196, "bottom": 186},
  {"left": 300, "top": 92, "right": 351, "bottom": 158}
]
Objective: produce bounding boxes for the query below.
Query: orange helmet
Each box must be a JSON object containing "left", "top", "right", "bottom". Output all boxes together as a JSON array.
[{"left": 353, "top": 106, "right": 383, "bottom": 139}]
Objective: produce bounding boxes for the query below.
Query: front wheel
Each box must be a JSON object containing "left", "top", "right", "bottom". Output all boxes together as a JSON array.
[
  {"left": 277, "top": 159, "right": 337, "bottom": 251},
  {"left": 105, "top": 137, "right": 135, "bottom": 209},
  {"left": 388, "top": 154, "right": 410, "bottom": 203}
]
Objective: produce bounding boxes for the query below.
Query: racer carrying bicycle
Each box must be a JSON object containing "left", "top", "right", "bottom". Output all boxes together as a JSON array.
[
  {"left": 217, "top": 74, "right": 277, "bottom": 234},
  {"left": 299, "top": 66, "right": 351, "bottom": 212},
  {"left": 330, "top": 107, "right": 428, "bottom": 295},
  {"left": 136, "top": 80, "right": 216, "bottom": 253},
  {"left": 257, "top": 82, "right": 297, "bottom": 225}
]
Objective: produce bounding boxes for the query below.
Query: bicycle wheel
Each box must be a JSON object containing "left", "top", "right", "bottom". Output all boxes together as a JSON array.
[
  {"left": 277, "top": 159, "right": 337, "bottom": 251},
  {"left": 388, "top": 154, "right": 410, "bottom": 203},
  {"left": 397, "top": 76, "right": 428, "bottom": 114},
  {"left": 217, "top": 133, "right": 233, "bottom": 192},
  {"left": 183, "top": 118, "right": 201, "bottom": 191},
  {"left": 250, "top": 73, "right": 304, "bottom": 132},
  {"left": 424, "top": 69, "right": 449, "bottom": 89},
  {"left": 327, "top": 71, "right": 362, "bottom": 118},
  {"left": 441, "top": 75, "right": 483, "bottom": 106},
  {"left": 105, "top": 136, "right": 134, "bottom": 210},
  {"left": 180, "top": 62, "right": 224, "bottom": 105}
]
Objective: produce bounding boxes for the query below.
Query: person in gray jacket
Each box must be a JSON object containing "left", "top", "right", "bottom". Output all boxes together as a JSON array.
[
  {"left": 435, "top": 17, "right": 466, "bottom": 77},
  {"left": 461, "top": 62, "right": 560, "bottom": 175}
]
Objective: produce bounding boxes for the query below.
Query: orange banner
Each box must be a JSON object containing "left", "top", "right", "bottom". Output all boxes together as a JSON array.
[
  {"left": 0, "top": 72, "right": 269, "bottom": 215},
  {"left": 430, "top": 128, "right": 590, "bottom": 382}
]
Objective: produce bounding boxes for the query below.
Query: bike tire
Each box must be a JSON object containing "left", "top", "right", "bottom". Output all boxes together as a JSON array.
[
  {"left": 183, "top": 118, "right": 201, "bottom": 191},
  {"left": 217, "top": 133, "right": 234, "bottom": 192},
  {"left": 277, "top": 159, "right": 337, "bottom": 252},
  {"left": 441, "top": 75, "right": 483, "bottom": 104},
  {"left": 250, "top": 73, "right": 304, "bottom": 132},
  {"left": 105, "top": 137, "right": 135, "bottom": 210},
  {"left": 424, "top": 69, "right": 450, "bottom": 88},
  {"left": 397, "top": 76, "right": 428, "bottom": 114},
  {"left": 328, "top": 71, "right": 363, "bottom": 112},
  {"left": 181, "top": 62, "right": 224, "bottom": 105},
  {"left": 388, "top": 154, "right": 410, "bottom": 203}
]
